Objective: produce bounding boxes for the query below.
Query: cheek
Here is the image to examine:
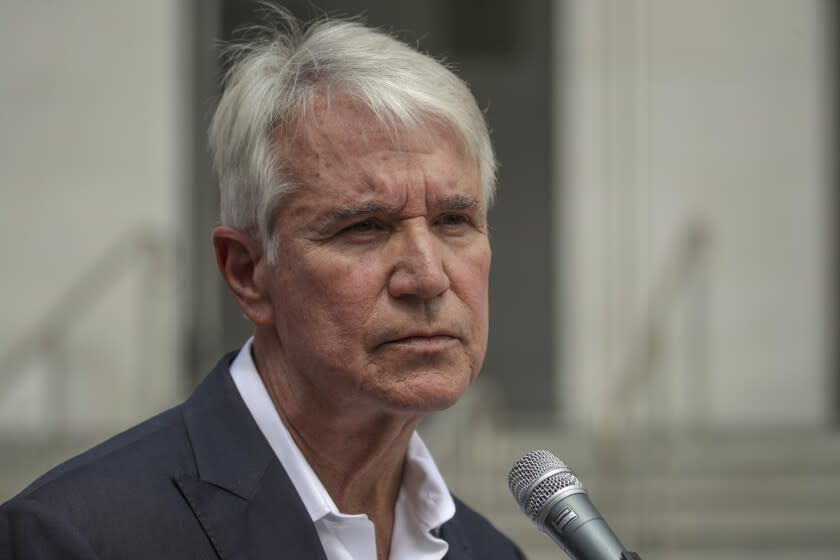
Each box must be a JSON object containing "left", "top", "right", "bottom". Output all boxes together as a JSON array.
[
  {"left": 282, "top": 255, "right": 387, "bottom": 332},
  {"left": 449, "top": 245, "right": 491, "bottom": 331},
  {"left": 324, "top": 258, "right": 384, "bottom": 306}
]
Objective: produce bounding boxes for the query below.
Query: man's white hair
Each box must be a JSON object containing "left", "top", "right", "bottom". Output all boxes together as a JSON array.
[{"left": 208, "top": 9, "right": 497, "bottom": 262}]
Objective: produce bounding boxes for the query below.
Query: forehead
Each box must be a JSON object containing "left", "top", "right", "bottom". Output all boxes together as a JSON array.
[{"left": 274, "top": 97, "right": 479, "bottom": 199}]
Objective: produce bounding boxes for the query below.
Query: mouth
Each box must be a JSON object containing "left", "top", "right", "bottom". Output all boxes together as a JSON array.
[{"left": 377, "top": 332, "right": 460, "bottom": 350}]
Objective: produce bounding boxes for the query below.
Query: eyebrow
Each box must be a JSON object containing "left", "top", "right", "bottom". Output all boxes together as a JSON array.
[
  {"left": 318, "top": 194, "right": 483, "bottom": 229},
  {"left": 311, "top": 201, "right": 398, "bottom": 232},
  {"left": 330, "top": 201, "right": 400, "bottom": 220},
  {"left": 438, "top": 194, "right": 481, "bottom": 212}
]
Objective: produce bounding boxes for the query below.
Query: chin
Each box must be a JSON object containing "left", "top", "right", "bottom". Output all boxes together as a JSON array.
[{"left": 373, "top": 371, "right": 475, "bottom": 414}]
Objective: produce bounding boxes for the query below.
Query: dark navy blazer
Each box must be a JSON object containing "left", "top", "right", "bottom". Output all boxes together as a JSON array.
[{"left": 0, "top": 354, "right": 524, "bottom": 559}]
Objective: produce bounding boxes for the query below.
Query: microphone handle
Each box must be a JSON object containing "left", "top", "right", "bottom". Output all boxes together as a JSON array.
[{"left": 542, "top": 492, "right": 641, "bottom": 560}]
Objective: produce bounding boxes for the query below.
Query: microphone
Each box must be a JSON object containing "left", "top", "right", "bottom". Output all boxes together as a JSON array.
[{"left": 507, "top": 450, "right": 641, "bottom": 560}]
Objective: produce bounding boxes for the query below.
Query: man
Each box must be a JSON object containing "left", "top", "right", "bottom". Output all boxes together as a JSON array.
[{"left": 1, "top": 12, "right": 523, "bottom": 560}]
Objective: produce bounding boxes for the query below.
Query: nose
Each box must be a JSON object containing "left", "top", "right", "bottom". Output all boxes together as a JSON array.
[{"left": 388, "top": 225, "right": 450, "bottom": 300}]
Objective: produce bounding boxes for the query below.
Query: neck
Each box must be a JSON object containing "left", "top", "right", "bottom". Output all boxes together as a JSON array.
[
  {"left": 252, "top": 331, "right": 422, "bottom": 556},
  {"left": 282, "top": 404, "right": 417, "bottom": 512}
]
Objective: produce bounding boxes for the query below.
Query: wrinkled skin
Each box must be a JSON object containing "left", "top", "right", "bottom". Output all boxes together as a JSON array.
[{"left": 258, "top": 99, "right": 491, "bottom": 417}]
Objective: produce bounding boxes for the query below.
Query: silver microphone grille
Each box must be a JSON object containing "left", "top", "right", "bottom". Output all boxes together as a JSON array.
[{"left": 507, "top": 450, "right": 583, "bottom": 522}]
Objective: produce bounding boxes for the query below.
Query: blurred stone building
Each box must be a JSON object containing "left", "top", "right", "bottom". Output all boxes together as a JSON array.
[{"left": 1, "top": 1, "right": 838, "bottom": 558}]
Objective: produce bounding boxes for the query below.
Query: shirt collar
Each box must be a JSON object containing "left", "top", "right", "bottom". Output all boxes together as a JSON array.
[
  {"left": 229, "top": 337, "right": 456, "bottom": 531},
  {"left": 401, "top": 432, "right": 456, "bottom": 532}
]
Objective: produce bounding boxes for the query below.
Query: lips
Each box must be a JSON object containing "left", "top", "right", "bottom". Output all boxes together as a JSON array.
[{"left": 375, "top": 330, "right": 461, "bottom": 349}]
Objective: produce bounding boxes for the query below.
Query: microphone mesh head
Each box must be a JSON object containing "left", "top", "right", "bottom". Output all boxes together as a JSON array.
[{"left": 508, "top": 450, "right": 583, "bottom": 522}]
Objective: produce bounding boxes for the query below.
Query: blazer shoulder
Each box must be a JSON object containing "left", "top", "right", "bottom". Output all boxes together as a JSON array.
[
  {"left": 14, "top": 405, "right": 190, "bottom": 501},
  {"left": 0, "top": 406, "right": 210, "bottom": 559},
  {"left": 1, "top": 357, "right": 242, "bottom": 559},
  {"left": 1, "top": 496, "right": 101, "bottom": 559}
]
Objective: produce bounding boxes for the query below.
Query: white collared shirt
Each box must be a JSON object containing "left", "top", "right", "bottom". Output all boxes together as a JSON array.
[{"left": 230, "top": 338, "right": 456, "bottom": 560}]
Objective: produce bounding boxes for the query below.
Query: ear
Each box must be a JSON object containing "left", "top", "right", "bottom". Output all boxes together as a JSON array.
[{"left": 212, "top": 226, "right": 275, "bottom": 327}]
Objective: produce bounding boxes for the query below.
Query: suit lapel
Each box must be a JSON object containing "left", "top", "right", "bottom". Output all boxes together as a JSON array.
[{"left": 175, "top": 355, "right": 327, "bottom": 560}]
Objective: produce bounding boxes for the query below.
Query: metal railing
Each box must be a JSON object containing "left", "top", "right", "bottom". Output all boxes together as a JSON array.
[
  {"left": 600, "top": 221, "right": 711, "bottom": 442},
  {"left": 0, "top": 227, "right": 170, "bottom": 434},
  {"left": 597, "top": 221, "right": 712, "bottom": 553}
]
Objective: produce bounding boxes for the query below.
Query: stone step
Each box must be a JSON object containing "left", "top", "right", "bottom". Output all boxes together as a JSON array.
[
  {"left": 486, "top": 520, "right": 840, "bottom": 560},
  {"left": 446, "top": 430, "right": 840, "bottom": 474},
  {"left": 517, "top": 543, "right": 840, "bottom": 560},
  {"left": 482, "top": 508, "right": 840, "bottom": 557},
  {"left": 448, "top": 470, "right": 840, "bottom": 503},
  {"left": 429, "top": 427, "right": 840, "bottom": 558}
]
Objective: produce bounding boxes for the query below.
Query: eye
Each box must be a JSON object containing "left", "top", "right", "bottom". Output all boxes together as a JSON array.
[
  {"left": 437, "top": 214, "right": 471, "bottom": 228},
  {"left": 342, "top": 219, "right": 385, "bottom": 235}
]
